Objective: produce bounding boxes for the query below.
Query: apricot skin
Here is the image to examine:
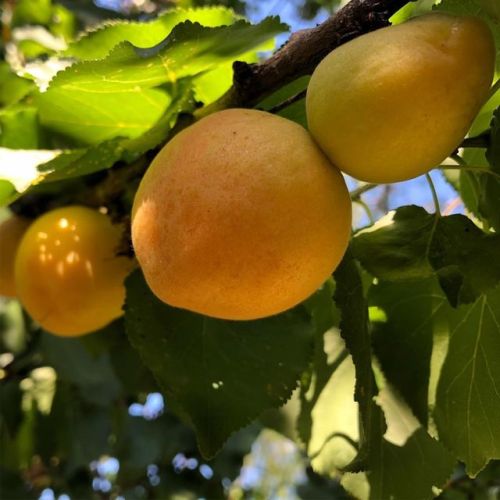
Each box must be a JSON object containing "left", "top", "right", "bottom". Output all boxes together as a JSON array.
[
  {"left": 0, "top": 215, "right": 31, "bottom": 297},
  {"left": 14, "top": 206, "right": 134, "bottom": 336},
  {"left": 306, "top": 13, "right": 495, "bottom": 183},
  {"left": 132, "top": 108, "right": 352, "bottom": 321}
]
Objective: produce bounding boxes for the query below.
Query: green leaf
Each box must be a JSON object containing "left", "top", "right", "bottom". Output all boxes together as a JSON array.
[
  {"left": 333, "top": 250, "right": 385, "bottom": 471},
  {"left": 300, "top": 330, "right": 359, "bottom": 475},
  {"left": 354, "top": 206, "right": 500, "bottom": 307},
  {"left": 370, "top": 278, "right": 453, "bottom": 425},
  {"left": 434, "top": 285, "right": 500, "bottom": 476},
  {"left": 298, "top": 282, "right": 359, "bottom": 475},
  {"left": 39, "top": 17, "right": 286, "bottom": 144},
  {"left": 65, "top": 7, "right": 240, "bottom": 60},
  {"left": 367, "top": 429, "right": 454, "bottom": 500},
  {"left": 12, "top": 0, "right": 52, "bottom": 26},
  {"left": 36, "top": 381, "right": 113, "bottom": 471},
  {"left": 40, "top": 332, "right": 122, "bottom": 407},
  {"left": 352, "top": 206, "right": 435, "bottom": 282},
  {"left": 0, "top": 381, "right": 23, "bottom": 436},
  {"left": 0, "top": 63, "right": 34, "bottom": 107},
  {"left": 124, "top": 269, "right": 315, "bottom": 458},
  {"left": 434, "top": 0, "right": 500, "bottom": 67},
  {"left": 342, "top": 358, "right": 455, "bottom": 500},
  {"left": 0, "top": 106, "right": 42, "bottom": 149},
  {"left": 366, "top": 385, "right": 455, "bottom": 500},
  {"left": 0, "top": 85, "right": 194, "bottom": 206},
  {"left": 477, "top": 107, "right": 500, "bottom": 232},
  {"left": 429, "top": 214, "right": 500, "bottom": 306},
  {"left": 258, "top": 76, "right": 309, "bottom": 128},
  {"left": 38, "top": 87, "right": 172, "bottom": 145}
]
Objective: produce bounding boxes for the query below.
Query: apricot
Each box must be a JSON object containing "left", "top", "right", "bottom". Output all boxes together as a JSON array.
[
  {"left": 132, "top": 108, "right": 352, "bottom": 320},
  {"left": 15, "top": 206, "right": 134, "bottom": 336},
  {"left": 306, "top": 13, "right": 495, "bottom": 183},
  {"left": 0, "top": 215, "right": 31, "bottom": 297}
]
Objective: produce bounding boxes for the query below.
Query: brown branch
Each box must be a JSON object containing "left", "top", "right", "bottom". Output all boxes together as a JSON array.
[{"left": 198, "top": 0, "right": 413, "bottom": 116}]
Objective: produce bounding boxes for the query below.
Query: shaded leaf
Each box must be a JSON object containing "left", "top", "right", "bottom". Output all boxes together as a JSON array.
[
  {"left": 429, "top": 214, "right": 500, "bottom": 306},
  {"left": 124, "top": 269, "right": 315, "bottom": 458},
  {"left": 354, "top": 206, "right": 500, "bottom": 307},
  {"left": 40, "top": 332, "right": 122, "bottom": 407},
  {"left": 352, "top": 206, "right": 435, "bottom": 282},
  {"left": 370, "top": 278, "right": 452, "bottom": 425},
  {"left": 434, "top": 286, "right": 500, "bottom": 476},
  {"left": 0, "top": 381, "right": 23, "bottom": 437},
  {"left": 333, "top": 250, "right": 385, "bottom": 471}
]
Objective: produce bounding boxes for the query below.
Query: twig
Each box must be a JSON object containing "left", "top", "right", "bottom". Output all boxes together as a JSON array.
[
  {"left": 196, "top": 0, "right": 414, "bottom": 117},
  {"left": 267, "top": 89, "right": 307, "bottom": 115},
  {"left": 488, "top": 78, "right": 500, "bottom": 101},
  {"left": 459, "top": 132, "right": 490, "bottom": 149}
]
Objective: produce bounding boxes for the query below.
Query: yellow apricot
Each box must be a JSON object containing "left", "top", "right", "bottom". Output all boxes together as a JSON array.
[
  {"left": 0, "top": 215, "right": 31, "bottom": 297},
  {"left": 15, "top": 206, "right": 134, "bottom": 336},
  {"left": 132, "top": 108, "right": 352, "bottom": 320},
  {"left": 306, "top": 13, "right": 495, "bottom": 183}
]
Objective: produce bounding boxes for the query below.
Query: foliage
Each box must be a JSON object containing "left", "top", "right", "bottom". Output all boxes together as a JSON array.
[{"left": 1, "top": 0, "right": 500, "bottom": 498}]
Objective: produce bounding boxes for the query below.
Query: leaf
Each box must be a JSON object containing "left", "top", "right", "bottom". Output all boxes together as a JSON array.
[
  {"left": 65, "top": 7, "right": 240, "bottom": 60},
  {"left": 39, "top": 332, "right": 122, "bottom": 407},
  {"left": 0, "top": 63, "right": 34, "bottom": 106},
  {"left": 333, "top": 249, "right": 385, "bottom": 471},
  {"left": 301, "top": 330, "right": 359, "bottom": 475},
  {"left": 298, "top": 282, "right": 359, "bottom": 475},
  {"left": 36, "top": 381, "right": 113, "bottom": 471},
  {"left": 429, "top": 214, "right": 500, "bottom": 306},
  {"left": 0, "top": 106, "right": 42, "bottom": 149},
  {"left": 0, "top": 84, "right": 194, "bottom": 206},
  {"left": 38, "top": 87, "right": 172, "bottom": 145},
  {"left": 352, "top": 206, "right": 435, "bottom": 282},
  {"left": 124, "top": 269, "right": 315, "bottom": 458},
  {"left": 354, "top": 206, "right": 500, "bottom": 307},
  {"left": 434, "top": 285, "right": 500, "bottom": 476},
  {"left": 370, "top": 278, "right": 453, "bottom": 425},
  {"left": 39, "top": 17, "right": 287, "bottom": 144},
  {"left": 367, "top": 429, "right": 455, "bottom": 500},
  {"left": 342, "top": 358, "right": 455, "bottom": 500},
  {"left": 434, "top": 0, "right": 500, "bottom": 67},
  {"left": 365, "top": 385, "right": 455, "bottom": 500},
  {"left": 479, "top": 107, "right": 500, "bottom": 231},
  {"left": 0, "top": 381, "right": 23, "bottom": 436},
  {"left": 258, "top": 76, "right": 310, "bottom": 128}
]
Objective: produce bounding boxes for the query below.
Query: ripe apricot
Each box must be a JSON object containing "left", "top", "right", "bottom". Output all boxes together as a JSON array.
[
  {"left": 0, "top": 215, "right": 31, "bottom": 297},
  {"left": 15, "top": 206, "right": 134, "bottom": 336},
  {"left": 306, "top": 13, "right": 495, "bottom": 183},
  {"left": 132, "top": 109, "right": 352, "bottom": 320}
]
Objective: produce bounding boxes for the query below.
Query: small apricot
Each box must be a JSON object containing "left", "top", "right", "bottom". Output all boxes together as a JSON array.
[{"left": 15, "top": 206, "right": 134, "bottom": 336}]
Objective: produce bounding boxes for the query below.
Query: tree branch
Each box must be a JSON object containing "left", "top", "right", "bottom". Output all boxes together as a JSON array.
[{"left": 198, "top": 0, "right": 413, "bottom": 116}]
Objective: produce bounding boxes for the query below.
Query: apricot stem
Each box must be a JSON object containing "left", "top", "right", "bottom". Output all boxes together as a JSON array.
[
  {"left": 425, "top": 173, "right": 441, "bottom": 216},
  {"left": 349, "top": 182, "right": 379, "bottom": 200}
]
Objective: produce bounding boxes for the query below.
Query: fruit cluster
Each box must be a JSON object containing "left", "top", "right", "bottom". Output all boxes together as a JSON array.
[{"left": 1, "top": 13, "right": 494, "bottom": 336}]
